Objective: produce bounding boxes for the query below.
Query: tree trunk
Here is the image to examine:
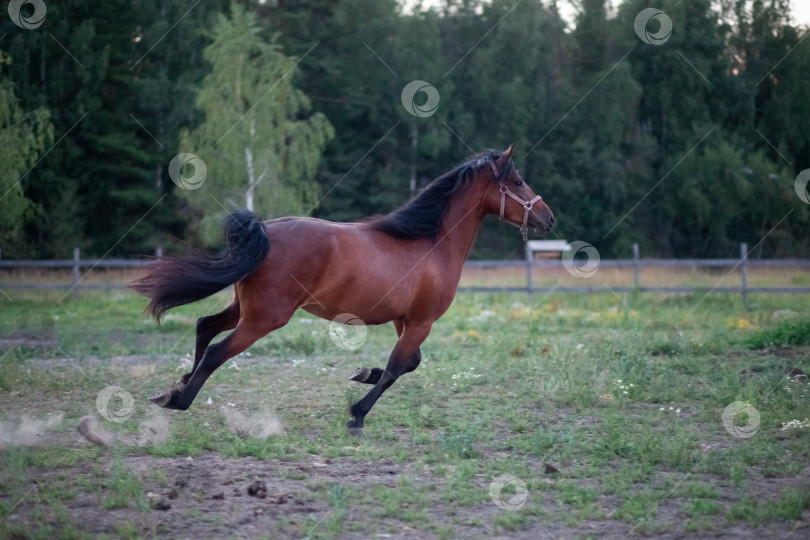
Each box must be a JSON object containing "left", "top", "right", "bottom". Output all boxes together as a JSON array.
[
  {"left": 409, "top": 126, "right": 418, "bottom": 194},
  {"left": 245, "top": 146, "right": 255, "bottom": 212}
]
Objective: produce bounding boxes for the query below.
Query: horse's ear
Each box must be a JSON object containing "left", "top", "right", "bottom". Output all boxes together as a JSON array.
[{"left": 502, "top": 144, "right": 515, "bottom": 161}]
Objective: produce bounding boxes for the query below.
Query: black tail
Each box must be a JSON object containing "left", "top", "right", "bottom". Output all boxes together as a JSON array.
[{"left": 130, "top": 210, "right": 270, "bottom": 322}]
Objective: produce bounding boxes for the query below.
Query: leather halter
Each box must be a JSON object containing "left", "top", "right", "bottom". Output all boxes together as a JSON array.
[{"left": 490, "top": 161, "right": 542, "bottom": 241}]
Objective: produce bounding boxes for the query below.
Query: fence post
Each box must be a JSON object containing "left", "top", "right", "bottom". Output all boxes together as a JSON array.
[
  {"left": 525, "top": 242, "right": 533, "bottom": 298},
  {"left": 72, "top": 247, "right": 80, "bottom": 300},
  {"left": 632, "top": 243, "right": 640, "bottom": 289},
  {"left": 740, "top": 243, "right": 748, "bottom": 305},
  {"left": 155, "top": 246, "right": 163, "bottom": 258}
]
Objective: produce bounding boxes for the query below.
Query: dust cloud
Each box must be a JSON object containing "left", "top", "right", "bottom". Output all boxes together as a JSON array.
[
  {"left": 219, "top": 406, "right": 284, "bottom": 439},
  {"left": 0, "top": 413, "right": 64, "bottom": 449}
]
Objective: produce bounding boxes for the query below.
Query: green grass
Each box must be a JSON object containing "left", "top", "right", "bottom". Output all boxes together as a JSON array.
[
  {"left": 100, "top": 455, "right": 145, "bottom": 510},
  {"left": 744, "top": 317, "right": 810, "bottom": 349},
  {"left": 727, "top": 488, "right": 810, "bottom": 524},
  {"left": 1, "top": 285, "right": 809, "bottom": 538}
]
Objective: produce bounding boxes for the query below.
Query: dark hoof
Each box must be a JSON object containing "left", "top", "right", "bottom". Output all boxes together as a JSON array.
[
  {"left": 149, "top": 379, "right": 189, "bottom": 410},
  {"left": 346, "top": 418, "right": 364, "bottom": 437},
  {"left": 148, "top": 390, "right": 187, "bottom": 410},
  {"left": 148, "top": 391, "right": 172, "bottom": 408},
  {"left": 349, "top": 367, "right": 371, "bottom": 383}
]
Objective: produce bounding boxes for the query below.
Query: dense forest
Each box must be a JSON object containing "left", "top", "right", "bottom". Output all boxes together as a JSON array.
[{"left": 1, "top": 0, "right": 808, "bottom": 260}]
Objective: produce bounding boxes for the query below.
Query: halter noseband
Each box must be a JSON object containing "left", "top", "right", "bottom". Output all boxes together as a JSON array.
[{"left": 490, "top": 161, "right": 542, "bottom": 241}]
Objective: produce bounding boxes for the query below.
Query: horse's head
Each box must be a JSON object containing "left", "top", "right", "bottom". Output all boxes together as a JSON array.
[{"left": 484, "top": 144, "right": 554, "bottom": 240}]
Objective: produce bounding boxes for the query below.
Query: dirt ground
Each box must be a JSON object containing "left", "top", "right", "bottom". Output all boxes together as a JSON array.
[
  {"left": 2, "top": 432, "right": 808, "bottom": 539},
  {"left": 2, "top": 452, "right": 807, "bottom": 539},
  {"left": 1, "top": 349, "right": 809, "bottom": 539}
]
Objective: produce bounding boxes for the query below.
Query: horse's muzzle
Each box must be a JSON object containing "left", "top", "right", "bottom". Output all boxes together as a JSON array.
[{"left": 533, "top": 212, "right": 555, "bottom": 237}]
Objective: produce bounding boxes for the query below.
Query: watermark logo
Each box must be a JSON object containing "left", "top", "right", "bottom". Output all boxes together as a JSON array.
[
  {"left": 168, "top": 153, "right": 207, "bottom": 190},
  {"left": 96, "top": 385, "right": 135, "bottom": 423},
  {"left": 16, "top": 310, "right": 55, "bottom": 339},
  {"left": 419, "top": 404, "right": 434, "bottom": 426},
  {"left": 8, "top": 0, "right": 46, "bottom": 30},
  {"left": 489, "top": 474, "right": 528, "bottom": 511},
  {"left": 642, "top": 321, "right": 681, "bottom": 353},
  {"left": 331, "top": 1, "right": 359, "bottom": 34},
  {"left": 401, "top": 80, "right": 440, "bottom": 118},
  {"left": 794, "top": 169, "right": 810, "bottom": 204},
  {"left": 562, "top": 241, "right": 600, "bottom": 278},
  {"left": 722, "top": 401, "right": 760, "bottom": 439},
  {"left": 328, "top": 313, "right": 367, "bottom": 351},
  {"left": 634, "top": 8, "right": 672, "bottom": 46}
]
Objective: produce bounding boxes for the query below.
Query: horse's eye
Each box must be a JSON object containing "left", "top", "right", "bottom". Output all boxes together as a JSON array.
[{"left": 514, "top": 180, "right": 523, "bottom": 186}]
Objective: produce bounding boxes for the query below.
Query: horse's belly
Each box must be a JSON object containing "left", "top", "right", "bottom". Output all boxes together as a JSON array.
[{"left": 300, "top": 303, "right": 398, "bottom": 326}]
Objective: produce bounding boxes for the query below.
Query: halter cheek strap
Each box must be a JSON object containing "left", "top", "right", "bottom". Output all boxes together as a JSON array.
[{"left": 490, "top": 162, "right": 542, "bottom": 241}]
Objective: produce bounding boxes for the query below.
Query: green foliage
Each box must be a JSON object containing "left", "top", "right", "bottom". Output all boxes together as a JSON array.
[
  {"left": 0, "top": 51, "right": 53, "bottom": 247},
  {"left": 0, "top": 0, "right": 213, "bottom": 257},
  {"left": 179, "top": 3, "right": 334, "bottom": 245},
  {"left": 0, "top": 0, "right": 809, "bottom": 258}
]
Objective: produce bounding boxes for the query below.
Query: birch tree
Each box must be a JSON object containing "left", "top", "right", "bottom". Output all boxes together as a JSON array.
[{"left": 180, "top": 3, "right": 333, "bottom": 243}]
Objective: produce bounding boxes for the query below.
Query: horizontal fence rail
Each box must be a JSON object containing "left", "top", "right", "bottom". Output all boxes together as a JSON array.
[
  {"left": 1, "top": 244, "right": 810, "bottom": 299},
  {"left": 459, "top": 243, "right": 810, "bottom": 302}
]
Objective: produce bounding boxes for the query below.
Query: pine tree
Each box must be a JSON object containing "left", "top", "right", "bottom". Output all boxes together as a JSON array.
[
  {"left": 0, "top": 50, "right": 53, "bottom": 250},
  {"left": 0, "top": 2, "right": 94, "bottom": 257},
  {"left": 130, "top": 0, "right": 231, "bottom": 247}
]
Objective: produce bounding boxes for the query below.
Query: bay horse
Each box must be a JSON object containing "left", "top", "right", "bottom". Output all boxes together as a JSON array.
[{"left": 131, "top": 145, "right": 554, "bottom": 436}]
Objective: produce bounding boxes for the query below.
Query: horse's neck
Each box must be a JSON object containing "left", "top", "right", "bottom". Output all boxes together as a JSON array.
[{"left": 435, "top": 184, "right": 487, "bottom": 272}]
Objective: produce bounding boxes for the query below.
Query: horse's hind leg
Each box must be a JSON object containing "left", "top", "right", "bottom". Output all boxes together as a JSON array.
[
  {"left": 178, "top": 299, "right": 241, "bottom": 385},
  {"left": 150, "top": 292, "right": 296, "bottom": 410},
  {"left": 150, "top": 314, "right": 285, "bottom": 410}
]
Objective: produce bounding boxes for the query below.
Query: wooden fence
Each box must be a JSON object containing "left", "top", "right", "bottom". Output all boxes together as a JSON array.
[
  {"left": 459, "top": 243, "right": 810, "bottom": 303},
  {"left": 1, "top": 244, "right": 809, "bottom": 300}
]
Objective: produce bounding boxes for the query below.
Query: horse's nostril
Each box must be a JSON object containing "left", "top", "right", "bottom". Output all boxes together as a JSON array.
[{"left": 549, "top": 214, "right": 555, "bottom": 225}]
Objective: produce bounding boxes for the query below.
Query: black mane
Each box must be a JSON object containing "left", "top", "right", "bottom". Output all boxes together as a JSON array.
[{"left": 370, "top": 150, "right": 514, "bottom": 241}]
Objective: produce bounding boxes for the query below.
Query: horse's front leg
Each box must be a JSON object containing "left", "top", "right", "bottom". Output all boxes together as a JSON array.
[
  {"left": 347, "top": 324, "right": 429, "bottom": 436},
  {"left": 348, "top": 346, "right": 421, "bottom": 385},
  {"left": 348, "top": 367, "right": 384, "bottom": 384},
  {"left": 348, "top": 320, "right": 413, "bottom": 385}
]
